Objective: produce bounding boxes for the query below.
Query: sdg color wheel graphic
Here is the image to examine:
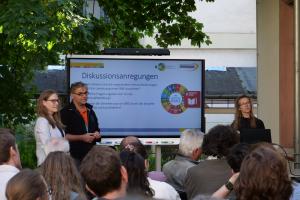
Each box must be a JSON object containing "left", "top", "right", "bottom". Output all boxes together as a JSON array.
[{"left": 161, "top": 84, "right": 188, "bottom": 114}]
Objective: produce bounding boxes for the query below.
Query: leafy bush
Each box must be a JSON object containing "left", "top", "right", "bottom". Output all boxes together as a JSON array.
[
  {"left": 14, "top": 123, "right": 37, "bottom": 169},
  {"left": 148, "top": 145, "right": 177, "bottom": 171}
]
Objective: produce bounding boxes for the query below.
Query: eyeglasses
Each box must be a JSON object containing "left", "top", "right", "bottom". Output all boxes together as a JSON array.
[
  {"left": 73, "top": 91, "right": 88, "bottom": 97},
  {"left": 239, "top": 102, "right": 250, "bottom": 107},
  {"left": 46, "top": 99, "right": 59, "bottom": 103}
]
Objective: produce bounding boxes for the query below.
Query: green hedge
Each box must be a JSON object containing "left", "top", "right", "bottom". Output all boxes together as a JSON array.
[{"left": 14, "top": 124, "right": 37, "bottom": 169}]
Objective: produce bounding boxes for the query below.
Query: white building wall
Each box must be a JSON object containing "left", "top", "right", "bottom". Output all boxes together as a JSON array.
[
  {"left": 169, "top": 49, "right": 256, "bottom": 67},
  {"left": 85, "top": 0, "right": 257, "bottom": 67},
  {"left": 139, "top": 0, "right": 257, "bottom": 68},
  {"left": 192, "top": 0, "right": 256, "bottom": 33}
]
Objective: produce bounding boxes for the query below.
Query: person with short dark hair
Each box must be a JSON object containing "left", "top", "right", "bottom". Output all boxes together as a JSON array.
[
  {"left": 201, "top": 125, "right": 239, "bottom": 158},
  {"left": 232, "top": 95, "right": 265, "bottom": 131},
  {"left": 235, "top": 144, "right": 292, "bottom": 200},
  {"left": 40, "top": 152, "right": 87, "bottom": 200},
  {"left": 80, "top": 146, "right": 128, "bottom": 199},
  {"left": 61, "top": 82, "right": 101, "bottom": 165},
  {"left": 0, "top": 128, "right": 22, "bottom": 200},
  {"left": 212, "top": 143, "right": 251, "bottom": 199},
  {"left": 184, "top": 125, "right": 239, "bottom": 199},
  {"left": 5, "top": 169, "right": 49, "bottom": 200},
  {"left": 226, "top": 143, "right": 251, "bottom": 173}
]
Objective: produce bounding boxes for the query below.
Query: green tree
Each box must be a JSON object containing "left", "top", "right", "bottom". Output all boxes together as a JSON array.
[
  {"left": 0, "top": 0, "right": 213, "bottom": 127},
  {"left": 0, "top": 0, "right": 98, "bottom": 127},
  {"left": 97, "top": 0, "right": 213, "bottom": 48}
]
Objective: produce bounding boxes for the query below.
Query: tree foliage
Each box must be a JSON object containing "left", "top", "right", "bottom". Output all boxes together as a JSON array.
[
  {"left": 97, "top": 0, "right": 213, "bottom": 48},
  {"left": 0, "top": 0, "right": 213, "bottom": 127},
  {"left": 0, "top": 0, "right": 99, "bottom": 126}
]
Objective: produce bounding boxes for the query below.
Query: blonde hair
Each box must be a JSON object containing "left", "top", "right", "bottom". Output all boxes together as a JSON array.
[{"left": 36, "top": 89, "right": 64, "bottom": 130}]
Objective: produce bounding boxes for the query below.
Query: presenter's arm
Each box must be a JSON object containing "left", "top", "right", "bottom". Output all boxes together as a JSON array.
[{"left": 34, "top": 117, "right": 51, "bottom": 146}]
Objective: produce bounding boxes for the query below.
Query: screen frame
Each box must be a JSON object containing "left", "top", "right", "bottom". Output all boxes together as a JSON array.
[{"left": 66, "top": 55, "right": 205, "bottom": 138}]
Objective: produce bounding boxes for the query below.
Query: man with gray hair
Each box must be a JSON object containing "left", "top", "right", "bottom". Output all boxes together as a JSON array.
[{"left": 163, "top": 129, "right": 204, "bottom": 194}]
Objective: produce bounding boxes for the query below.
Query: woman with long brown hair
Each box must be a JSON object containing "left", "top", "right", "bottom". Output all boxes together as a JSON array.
[
  {"left": 34, "top": 89, "right": 69, "bottom": 166},
  {"left": 40, "top": 151, "right": 87, "bottom": 200},
  {"left": 231, "top": 95, "right": 265, "bottom": 131}
]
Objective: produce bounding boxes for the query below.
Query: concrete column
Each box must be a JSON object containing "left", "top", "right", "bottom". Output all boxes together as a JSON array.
[{"left": 256, "top": 0, "right": 280, "bottom": 144}]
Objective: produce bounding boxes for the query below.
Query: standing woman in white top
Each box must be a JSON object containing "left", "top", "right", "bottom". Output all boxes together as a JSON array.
[{"left": 34, "top": 89, "right": 69, "bottom": 166}]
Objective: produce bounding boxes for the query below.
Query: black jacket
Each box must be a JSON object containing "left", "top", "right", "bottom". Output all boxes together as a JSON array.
[
  {"left": 60, "top": 101, "right": 100, "bottom": 160},
  {"left": 239, "top": 117, "right": 265, "bottom": 131}
]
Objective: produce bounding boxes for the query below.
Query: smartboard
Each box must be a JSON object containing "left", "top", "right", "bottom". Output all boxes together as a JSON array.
[{"left": 67, "top": 55, "right": 205, "bottom": 138}]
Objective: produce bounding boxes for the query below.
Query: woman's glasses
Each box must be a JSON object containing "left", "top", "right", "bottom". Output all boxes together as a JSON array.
[
  {"left": 239, "top": 102, "right": 250, "bottom": 107},
  {"left": 46, "top": 99, "right": 60, "bottom": 104}
]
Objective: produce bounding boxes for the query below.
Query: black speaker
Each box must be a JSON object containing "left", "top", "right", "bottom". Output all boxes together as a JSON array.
[{"left": 102, "top": 48, "right": 170, "bottom": 56}]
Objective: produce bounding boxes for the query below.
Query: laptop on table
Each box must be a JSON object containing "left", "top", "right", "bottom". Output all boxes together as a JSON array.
[{"left": 240, "top": 129, "right": 272, "bottom": 144}]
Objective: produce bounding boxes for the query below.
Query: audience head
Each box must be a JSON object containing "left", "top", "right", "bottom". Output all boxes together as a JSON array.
[
  {"left": 120, "top": 136, "right": 141, "bottom": 150},
  {"left": 0, "top": 128, "right": 21, "bottom": 169},
  {"left": 202, "top": 125, "right": 239, "bottom": 158},
  {"left": 120, "top": 136, "right": 148, "bottom": 160},
  {"left": 40, "top": 151, "right": 86, "bottom": 200},
  {"left": 37, "top": 89, "right": 63, "bottom": 129},
  {"left": 6, "top": 169, "right": 49, "bottom": 200},
  {"left": 178, "top": 129, "right": 204, "bottom": 160},
  {"left": 80, "top": 146, "right": 128, "bottom": 198},
  {"left": 120, "top": 137, "right": 150, "bottom": 171},
  {"left": 226, "top": 143, "right": 251, "bottom": 173},
  {"left": 120, "top": 150, "right": 154, "bottom": 197},
  {"left": 235, "top": 143, "right": 292, "bottom": 200}
]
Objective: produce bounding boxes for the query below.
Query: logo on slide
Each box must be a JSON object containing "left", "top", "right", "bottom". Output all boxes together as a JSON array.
[
  {"left": 161, "top": 84, "right": 201, "bottom": 114},
  {"left": 155, "top": 63, "right": 166, "bottom": 71}
]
